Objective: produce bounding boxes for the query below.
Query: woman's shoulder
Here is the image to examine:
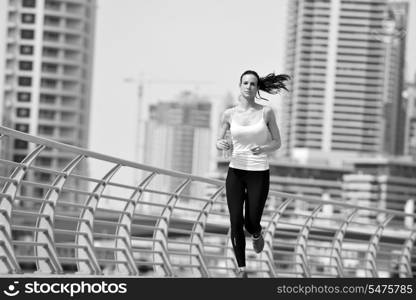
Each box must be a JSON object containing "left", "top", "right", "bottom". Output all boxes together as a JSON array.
[
  {"left": 222, "top": 107, "right": 235, "bottom": 122},
  {"left": 224, "top": 106, "right": 235, "bottom": 113},
  {"left": 257, "top": 104, "right": 273, "bottom": 114},
  {"left": 223, "top": 107, "right": 235, "bottom": 117},
  {"left": 260, "top": 105, "right": 276, "bottom": 122}
]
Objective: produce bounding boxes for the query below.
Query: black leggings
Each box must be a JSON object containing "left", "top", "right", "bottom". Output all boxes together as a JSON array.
[{"left": 225, "top": 167, "right": 270, "bottom": 267}]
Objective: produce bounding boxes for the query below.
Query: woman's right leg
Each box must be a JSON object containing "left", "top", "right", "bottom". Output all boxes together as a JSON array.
[
  {"left": 225, "top": 167, "right": 246, "bottom": 267},
  {"left": 244, "top": 169, "right": 270, "bottom": 236}
]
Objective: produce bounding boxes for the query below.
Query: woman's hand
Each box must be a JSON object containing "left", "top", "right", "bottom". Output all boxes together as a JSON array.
[
  {"left": 250, "top": 145, "right": 265, "bottom": 155},
  {"left": 216, "top": 139, "right": 231, "bottom": 150}
]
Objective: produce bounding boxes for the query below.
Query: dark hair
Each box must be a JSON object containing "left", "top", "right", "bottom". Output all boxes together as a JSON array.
[{"left": 239, "top": 70, "right": 290, "bottom": 100}]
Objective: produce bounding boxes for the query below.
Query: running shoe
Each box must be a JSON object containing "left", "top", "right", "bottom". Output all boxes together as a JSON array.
[
  {"left": 252, "top": 232, "right": 264, "bottom": 253},
  {"left": 236, "top": 269, "right": 248, "bottom": 278}
]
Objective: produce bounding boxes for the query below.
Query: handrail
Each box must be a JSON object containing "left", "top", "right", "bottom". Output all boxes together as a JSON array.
[
  {"left": 1, "top": 125, "right": 414, "bottom": 219},
  {"left": 0, "top": 126, "right": 222, "bottom": 186},
  {"left": 0, "top": 125, "right": 415, "bottom": 277}
]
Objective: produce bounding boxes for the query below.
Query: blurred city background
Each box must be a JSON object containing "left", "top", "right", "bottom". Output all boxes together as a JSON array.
[{"left": 0, "top": 0, "right": 416, "bottom": 277}]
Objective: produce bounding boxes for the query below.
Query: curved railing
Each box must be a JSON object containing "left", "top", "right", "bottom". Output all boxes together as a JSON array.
[{"left": 0, "top": 126, "right": 415, "bottom": 277}]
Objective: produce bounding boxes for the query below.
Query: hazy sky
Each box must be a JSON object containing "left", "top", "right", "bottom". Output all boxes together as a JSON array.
[
  {"left": 90, "top": 0, "right": 416, "bottom": 163},
  {"left": 90, "top": 0, "right": 289, "bottom": 162}
]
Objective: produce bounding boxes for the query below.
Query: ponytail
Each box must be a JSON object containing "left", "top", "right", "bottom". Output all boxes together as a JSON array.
[{"left": 240, "top": 70, "right": 290, "bottom": 101}]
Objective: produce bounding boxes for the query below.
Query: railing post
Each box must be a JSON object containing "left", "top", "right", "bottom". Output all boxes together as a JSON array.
[
  {"left": 261, "top": 198, "right": 294, "bottom": 277},
  {"left": 190, "top": 186, "right": 224, "bottom": 277},
  {"left": 364, "top": 215, "right": 393, "bottom": 277},
  {"left": 153, "top": 178, "right": 192, "bottom": 277},
  {"left": 75, "top": 164, "right": 122, "bottom": 275},
  {"left": 34, "top": 154, "right": 85, "bottom": 274},
  {"left": 294, "top": 205, "right": 323, "bottom": 277},
  {"left": 328, "top": 209, "right": 358, "bottom": 277},
  {"left": 115, "top": 171, "right": 157, "bottom": 276},
  {"left": 0, "top": 144, "right": 44, "bottom": 274},
  {"left": 398, "top": 231, "right": 416, "bottom": 277}
]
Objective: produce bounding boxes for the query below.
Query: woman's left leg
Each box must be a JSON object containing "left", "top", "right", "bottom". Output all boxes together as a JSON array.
[{"left": 244, "top": 169, "right": 270, "bottom": 236}]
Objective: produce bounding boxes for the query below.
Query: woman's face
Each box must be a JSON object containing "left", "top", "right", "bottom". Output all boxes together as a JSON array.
[{"left": 240, "top": 74, "right": 259, "bottom": 99}]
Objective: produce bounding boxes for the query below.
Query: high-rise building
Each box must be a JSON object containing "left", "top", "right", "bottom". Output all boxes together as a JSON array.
[
  {"left": 282, "top": 0, "right": 408, "bottom": 165},
  {"left": 382, "top": 0, "right": 408, "bottom": 155},
  {"left": 142, "top": 92, "right": 212, "bottom": 207},
  {"left": 404, "top": 77, "right": 416, "bottom": 159},
  {"left": 0, "top": 0, "right": 96, "bottom": 173},
  {"left": 343, "top": 157, "right": 416, "bottom": 225}
]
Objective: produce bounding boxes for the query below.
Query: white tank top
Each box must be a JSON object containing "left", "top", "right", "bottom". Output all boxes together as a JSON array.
[{"left": 229, "top": 107, "right": 271, "bottom": 171}]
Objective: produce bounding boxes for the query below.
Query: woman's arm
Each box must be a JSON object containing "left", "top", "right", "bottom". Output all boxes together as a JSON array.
[
  {"left": 252, "top": 106, "right": 281, "bottom": 154},
  {"left": 264, "top": 107, "right": 281, "bottom": 151},
  {"left": 216, "top": 109, "right": 231, "bottom": 150}
]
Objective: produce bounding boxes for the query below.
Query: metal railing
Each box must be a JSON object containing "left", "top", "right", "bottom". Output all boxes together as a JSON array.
[{"left": 0, "top": 126, "right": 415, "bottom": 277}]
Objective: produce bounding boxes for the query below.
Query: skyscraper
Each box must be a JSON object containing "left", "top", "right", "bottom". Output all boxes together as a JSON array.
[
  {"left": 282, "top": 0, "right": 408, "bottom": 165},
  {"left": 342, "top": 157, "right": 416, "bottom": 224},
  {"left": 404, "top": 77, "right": 416, "bottom": 159},
  {"left": 0, "top": 0, "right": 96, "bottom": 172},
  {"left": 144, "top": 92, "right": 211, "bottom": 175},
  {"left": 142, "top": 92, "right": 212, "bottom": 206}
]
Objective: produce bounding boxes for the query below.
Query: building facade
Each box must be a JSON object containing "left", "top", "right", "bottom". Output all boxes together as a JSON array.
[
  {"left": 0, "top": 0, "right": 96, "bottom": 201},
  {"left": 0, "top": 0, "right": 96, "bottom": 167},
  {"left": 141, "top": 92, "right": 212, "bottom": 209},
  {"left": 343, "top": 157, "right": 416, "bottom": 226},
  {"left": 404, "top": 77, "right": 416, "bottom": 159},
  {"left": 282, "top": 0, "right": 408, "bottom": 164}
]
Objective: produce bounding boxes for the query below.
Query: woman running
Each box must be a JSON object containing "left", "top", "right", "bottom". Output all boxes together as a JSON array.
[{"left": 216, "top": 70, "right": 289, "bottom": 277}]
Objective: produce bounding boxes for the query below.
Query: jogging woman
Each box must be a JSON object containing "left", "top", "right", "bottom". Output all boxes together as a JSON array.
[{"left": 216, "top": 70, "right": 289, "bottom": 277}]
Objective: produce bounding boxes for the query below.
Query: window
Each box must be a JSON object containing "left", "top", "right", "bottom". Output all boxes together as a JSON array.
[
  {"left": 41, "top": 78, "right": 57, "bottom": 88},
  {"left": 22, "top": 0, "right": 36, "bottom": 8},
  {"left": 43, "top": 47, "right": 59, "bottom": 57},
  {"left": 7, "top": 44, "right": 16, "bottom": 55},
  {"left": 38, "top": 157, "right": 52, "bottom": 167},
  {"left": 18, "top": 76, "right": 32, "bottom": 86},
  {"left": 20, "top": 45, "right": 34, "bottom": 55},
  {"left": 58, "top": 158, "right": 71, "bottom": 168},
  {"left": 21, "top": 29, "right": 34, "bottom": 39},
  {"left": 14, "top": 140, "right": 28, "bottom": 149},
  {"left": 44, "top": 16, "right": 60, "bottom": 26},
  {"left": 17, "top": 108, "right": 30, "bottom": 117},
  {"left": 17, "top": 92, "right": 31, "bottom": 102},
  {"left": 7, "top": 27, "right": 16, "bottom": 38},
  {"left": 19, "top": 61, "right": 33, "bottom": 70},
  {"left": 36, "top": 172, "right": 52, "bottom": 182},
  {"left": 42, "top": 63, "right": 58, "bottom": 73},
  {"left": 67, "top": 3, "right": 82, "bottom": 14},
  {"left": 40, "top": 94, "right": 56, "bottom": 104},
  {"left": 62, "top": 96, "right": 76, "bottom": 106},
  {"left": 13, "top": 155, "right": 26, "bottom": 163},
  {"left": 21, "top": 13, "right": 35, "bottom": 23},
  {"left": 38, "top": 125, "right": 54, "bottom": 135},
  {"left": 61, "top": 112, "right": 76, "bottom": 122},
  {"left": 34, "top": 188, "right": 44, "bottom": 198},
  {"left": 15, "top": 123, "right": 29, "bottom": 132},
  {"left": 43, "top": 31, "right": 59, "bottom": 41},
  {"left": 5, "top": 59, "right": 14, "bottom": 69},
  {"left": 39, "top": 110, "right": 55, "bottom": 120},
  {"left": 45, "top": 0, "right": 60, "bottom": 10}
]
